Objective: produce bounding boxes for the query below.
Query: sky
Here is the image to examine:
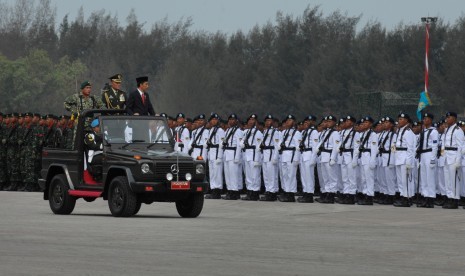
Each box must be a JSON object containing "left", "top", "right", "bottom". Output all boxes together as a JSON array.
[{"left": 42, "top": 0, "right": 464, "bottom": 34}]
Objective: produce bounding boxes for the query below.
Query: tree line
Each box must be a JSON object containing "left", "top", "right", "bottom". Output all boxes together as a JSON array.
[{"left": 0, "top": 0, "right": 464, "bottom": 119}]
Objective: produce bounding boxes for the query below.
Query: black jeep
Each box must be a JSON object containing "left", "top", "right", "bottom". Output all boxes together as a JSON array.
[{"left": 39, "top": 110, "right": 207, "bottom": 217}]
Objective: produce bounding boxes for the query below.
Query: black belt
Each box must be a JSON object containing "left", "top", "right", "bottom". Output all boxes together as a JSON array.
[
  {"left": 379, "top": 149, "right": 391, "bottom": 154},
  {"left": 193, "top": 145, "right": 203, "bottom": 149},
  {"left": 282, "top": 147, "right": 296, "bottom": 151},
  {"left": 262, "top": 146, "right": 274, "bottom": 150},
  {"left": 445, "top": 147, "right": 458, "bottom": 151},
  {"left": 360, "top": 149, "right": 371, "bottom": 153},
  {"left": 396, "top": 147, "right": 407, "bottom": 151},
  {"left": 340, "top": 149, "right": 353, "bottom": 153},
  {"left": 208, "top": 144, "right": 219, "bottom": 149},
  {"left": 418, "top": 148, "right": 432, "bottom": 154},
  {"left": 224, "top": 147, "right": 237, "bottom": 150},
  {"left": 319, "top": 149, "right": 331, "bottom": 153},
  {"left": 302, "top": 148, "right": 313, "bottom": 152},
  {"left": 244, "top": 145, "right": 256, "bottom": 150}
]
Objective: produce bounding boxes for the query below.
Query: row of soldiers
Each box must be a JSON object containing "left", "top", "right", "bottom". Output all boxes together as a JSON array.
[
  {"left": 169, "top": 111, "right": 465, "bottom": 209},
  {"left": 0, "top": 113, "right": 76, "bottom": 191}
]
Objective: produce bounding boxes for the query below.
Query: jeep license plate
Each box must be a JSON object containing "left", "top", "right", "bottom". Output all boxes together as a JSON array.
[{"left": 171, "top": 181, "right": 190, "bottom": 190}]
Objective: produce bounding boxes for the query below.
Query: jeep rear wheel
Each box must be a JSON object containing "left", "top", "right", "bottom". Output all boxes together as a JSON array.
[
  {"left": 49, "top": 174, "right": 76, "bottom": 215},
  {"left": 108, "top": 176, "right": 138, "bottom": 217},
  {"left": 175, "top": 193, "right": 204, "bottom": 218}
]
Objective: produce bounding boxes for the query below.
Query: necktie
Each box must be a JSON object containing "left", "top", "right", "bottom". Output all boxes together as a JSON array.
[{"left": 142, "top": 93, "right": 146, "bottom": 104}]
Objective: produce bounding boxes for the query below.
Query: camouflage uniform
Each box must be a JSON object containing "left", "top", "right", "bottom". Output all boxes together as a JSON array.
[
  {"left": 62, "top": 122, "right": 76, "bottom": 150},
  {"left": 6, "top": 124, "right": 21, "bottom": 190},
  {"left": 20, "top": 124, "right": 37, "bottom": 191},
  {"left": 64, "top": 94, "right": 104, "bottom": 115}
]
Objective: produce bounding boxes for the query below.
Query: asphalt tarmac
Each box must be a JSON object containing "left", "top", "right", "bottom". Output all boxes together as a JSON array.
[{"left": 1, "top": 191, "right": 465, "bottom": 276}]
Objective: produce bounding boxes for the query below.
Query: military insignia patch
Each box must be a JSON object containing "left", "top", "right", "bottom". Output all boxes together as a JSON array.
[
  {"left": 257, "top": 138, "right": 261, "bottom": 142},
  {"left": 335, "top": 140, "right": 339, "bottom": 144}
]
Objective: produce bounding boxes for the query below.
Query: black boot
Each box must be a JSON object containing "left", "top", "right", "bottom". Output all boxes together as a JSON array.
[
  {"left": 319, "top": 193, "right": 335, "bottom": 204},
  {"left": 393, "top": 196, "right": 411, "bottom": 207},
  {"left": 373, "top": 192, "right": 380, "bottom": 203},
  {"left": 222, "top": 190, "right": 238, "bottom": 200},
  {"left": 205, "top": 189, "right": 222, "bottom": 199},
  {"left": 341, "top": 194, "right": 355, "bottom": 204},
  {"left": 359, "top": 195, "right": 373, "bottom": 205},
  {"left": 297, "top": 193, "right": 314, "bottom": 203},
  {"left": 382, "top": 195, "right": 394, "bottom": 205},
  {"left": 335, "top": 193, "right": 346, "bottom": 203},
  {"left": 443, "top": 198, "right": 458, "bottom": 209},
  {"left": 357, "top": 194, "right": 366, "bottom": 205},
  {"left": 315, "top": 193, "right": 327, "bottom": 203},
  {"left": 241, "top": 190, "right": 253, "bottom": 200},
  {"left": 459, "top": 197, "right": 465, "bottom": 206},
  {"left": 278, "top": 192, "right": 295, "bottom": 202},
  {"left": 260, "top": 192, "right": 277, "bottom": 201},
  {"left": 249, "top": 191, "right": 260, "bottom": 201}
]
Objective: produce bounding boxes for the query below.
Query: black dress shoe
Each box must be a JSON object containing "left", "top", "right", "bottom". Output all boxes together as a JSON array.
[
  {"left": 340, "top": 194, "right": 355, "bottom": 204},
  {"left": 297, "top": 193, "right": 314, "bottom": 203},
  {"left": 223, "top": 191, "right": 239, "bottom": 200},
  {"left": 393, "top": 197, "right": 411, "bottom": 207},
  {"left": 205, "top": 189, "right": 222, "bottom": 199},
  {"left": 241, "top": 190, "right": 253, "bottom": 200},
  {"left": 315, "top": 193, "right": 327, "bottom": 203},
  {"left": 260, "top": 192, "right": 277, "bottom": 201},
  {"left": 319, "top": 193, "right": 335, "bottom": 204},
  {"left": 443, "top": 198, "right": 458, "bottom": 209}
]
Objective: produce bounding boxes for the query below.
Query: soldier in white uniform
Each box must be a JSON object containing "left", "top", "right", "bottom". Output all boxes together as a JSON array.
[
  {"left": 379, "top": 117, "right": 397, "bottom": 205},
  {"left": 416, "top": 112, "right": 438, "bottom": 208},
  {"left": 336, "top": 115, "right": 360, "bottom": 204},
  {"left": 277, "top": 115, "right": 302, "bottom": 202},
  {"left": 441, "top": 112, "right": 464, "bottom": 209},
  {"left": 259, "top": 115, "right": 280, "bottom": 201},
  {"left": 174, "top": 113, "right": 191, "bottom": 154},
  {"left": 411, "top": 121, "right": 422, "bottom": 203},
  {"left": 435, "top": 120, "right": 447, "bottom": 206},
  {"left": 315, "top": 115, "right": 340, "bottom": 204},
  {"left": 356, "top": 116, "right": 379, "bottom": 205},
  {"left": 222, "top": 114, "right": 244, "bottom": 200},
  {"left": 393, "top": 112, "right": 416, "bottom": 207},
  {"left": 373, "top": 119, "right": 385, "bottom": 203},
  {"left": 297, "top": 115, "right": 319, "bottom": 203},
  {"left": 458, "top": 121, "right": 465, "bottom": 208},
  {"left": 240, "top": 114, "right": 263, "bottom": 201},
  {"left": 189, "top": 114, "right": 209, "bottom": 161},
  {"left": 205, "top": 113, "right": 225, "bottom": 199}
]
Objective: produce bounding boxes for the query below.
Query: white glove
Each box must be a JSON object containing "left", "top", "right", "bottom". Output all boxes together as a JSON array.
[
  {"left": 351, "top": 160, "right": 358, "bottom": 168},
  {"left": 406, "top": 164, "right": 412, "bottom": 170},
  {"left": 455, "top": 162, "right": 462, "bottom": 169},
  {"left": 369, "top": 163, "right": 376, "bottom": 170},
  {"left": 215, "top": 159, "right": 222, "bottom": 165},
  {"left": 239, "top": 142, "right": 245, "bottom": 149},
  {"left": 309, "top": 160, "right": 316, "bottom": 166},
  {"left": 253, "top": 161, "right": 261, "bottom": 167},
  {"left": 429, "top": 160, "right": 436, "bottom": 168},
  {"left": 271, "top": 160, "right": 278, "bottom": 165},
  {"left": 329, "top": 160, "right": 336, "bottom": 166},
  {"left": 100, "top": 143, "right": 103, "bottom": 150}
]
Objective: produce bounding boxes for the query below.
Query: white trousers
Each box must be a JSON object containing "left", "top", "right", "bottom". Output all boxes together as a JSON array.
[
  {"left": 396, "top": 165, "right": 414, "bottom": 197},
  {"left": 244, "top": 161, "right": 261, "bottom": 191},
  {"left": 300, "top": 160, "right": 315, "bottom": 193},
  {"left": 360, "top": 164, "right": 375, "bottom": 196},
  {"left": 281, "top": 162, "right": 298, "bottom": 193},
  {"left": 341, "top": 163, "right": 357, "bottom": 195},
  {"left": 444, "top": 164, "right": 461, "bottom": 199},
  {"left": 262, "top": 162, "right": 279, "bottom": 193},
  {"left": 224, "top": 160, "right": 241, "bottom": 191},
  {"left": 321, "top": 162, "right": 338, "bottom": 193},
  {"left": 437, "top": 166, "right": 446, "bottom": 195},
  {"left": 384, "top": 166, "right": 397, "bottom": 196},
  {"left": 208, "top": 160, "right": 223, "bottom": 190},
  {"left": 317, "top": 163, "right": 325, "bottom": 193},
  {"left": 419, "top": 161, "right": 437, "bottom": 198}
]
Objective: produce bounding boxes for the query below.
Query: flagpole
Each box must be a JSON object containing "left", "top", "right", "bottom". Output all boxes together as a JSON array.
[{"left": 421, "top": 17, "right": 437, "bottom": 101}]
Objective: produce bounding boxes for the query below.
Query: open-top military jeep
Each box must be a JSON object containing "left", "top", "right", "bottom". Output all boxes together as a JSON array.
[{"left": 39, "top": 110, "right": 207, "bottom": 217}]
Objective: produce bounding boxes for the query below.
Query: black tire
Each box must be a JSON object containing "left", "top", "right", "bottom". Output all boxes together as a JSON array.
[
  {"left": 133, "top": 200, "right": 142, "bottom": 215},
  {"left": 176, "top": 193, "right": 204, "bottom": 218},
  {"left": 108, "top": 176, "right": 138, "bottom": 217},
  {"left": 48, "top": 174, "right": 76, "bottom": 215}
]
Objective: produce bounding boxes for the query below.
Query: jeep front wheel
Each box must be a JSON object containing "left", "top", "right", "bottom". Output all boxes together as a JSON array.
[
  {"left": 49, "top": 174, "right": 76, "bottom": 215},
  {"left": 108, "top": 176, "right": 138, "bottom": 217},
  {"left": 175, "top": 193, "right": 204, "bottom": 218}
]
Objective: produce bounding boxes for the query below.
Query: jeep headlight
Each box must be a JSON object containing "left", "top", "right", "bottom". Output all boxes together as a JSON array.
[
  {"left": 141, "top": 163, "right": 150, "bottom": 174},
  {"left": 195, "top": 164, "right": 204, "bottom": 174},
  {"left": 185, "top": 173, "right": 192, "bottom": 181},
  {"left": 166, "top": 173, "right": 173, "bottom": 181}
]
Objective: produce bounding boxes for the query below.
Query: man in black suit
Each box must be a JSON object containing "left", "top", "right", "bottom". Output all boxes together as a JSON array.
[{"left": 126, "top": 76, "right": 155, "bottom": 116}]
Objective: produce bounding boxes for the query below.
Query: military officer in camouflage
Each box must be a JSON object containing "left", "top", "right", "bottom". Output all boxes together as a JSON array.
[
  {"left": 5, "top": 113, "right": 21, "bottom": 191},
  {"left": 64, "top": 81, "right": 105, "bottom": 115},
  {"left": 101, "top": 74, "right": 127, "bottom": 110}
]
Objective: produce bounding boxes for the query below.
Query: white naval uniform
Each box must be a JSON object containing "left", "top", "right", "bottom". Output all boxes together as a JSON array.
[
  {"left": 241, "top": 127, "right": 263, "bottom": 192},
  {"left": 175, "top": 125, "right": 191, "bottom": 154},
  {"left": 436, "top": 133, "right": 446, "bottom": 196},
  {"left": 299, "top": 127, "right": 319, "bottom": 194},
  {"left": 316, "top": 129, "right": 326, "bottom": 194},
  {"left": 339, "top": 128, "right": 360, "bottom": 195},
  {"left": 190, "top": 126, "right": 209, "bottom": 160},
  {"left": 261, "top": 127, "right": 280, "bottom": 193},
  {"left": 336, "top": 129, "right": 344, "bottom": 193},
  {"left": 279, "top": 128, "right": 302, "bottom": 193},
  {"left": 358, "top": 129, "right": 379, "bottom": 197},
  {"left": 380, "top": 130, "right": 397, "bottom": 196},
  {"left": 395, "top": 125, "right": 416, "bottom": 198},
  {"left": 318, "top": 128, "right": 341, "bottom": 194},
  {"left": 441, "top": 124, "right": 464, "bottom": 199},
  {"left": 223, "top": 126, "right": 244, "bottom": 192},
  {"left": 207, "top": 126, "right": 225, "bottom": 190},
  {"left": 376, "top": 131, "right": 386, "bottom": 194},
  {"left": 417, "top": 127, "right": 439, "bottom": 198}
]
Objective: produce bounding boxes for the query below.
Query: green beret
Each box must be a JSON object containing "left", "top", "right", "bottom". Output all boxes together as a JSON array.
[{"left": 80, "top": 81, "right": 92, "bottom": 89}]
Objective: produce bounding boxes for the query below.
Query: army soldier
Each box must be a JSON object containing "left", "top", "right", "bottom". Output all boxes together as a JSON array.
[
  {"left": 64, "top": 81, "right": 105, "bottom": 115},
  {"left": 189, "top": 114, "right": 209, "bottom": 160},
  {"left": 174, "top": 113, "right": 191, "bottom": 154},
  {"left": 336, "top": 115, "right": 360, "bottom": 204},
  {"left": 379, "top": 117, "right": 397, "bottom": 205},
  {"left": 435, "top": 120, "right": 447, "bottom": 205},
  {"left": 4, "top": 113, "right": 20, "bottom": 191},
  {"left": 393, "top": 112, "right": 416, "bottom": 207},
  {"left": 205, "top": 113, "right": 225, "bottom": 199},
  {"left": 441, "top": 112, "right": 464, "bottom": 209},
  {"left": 415, "top": 112, "right": 438, "bottom": 208},
  {"left": 43, "top": 114, "right": 58, "bottom": 147},
  {"left": 357, "top": 116, "right": 379, "bottom": 205},
  {"left": 260, "top": 115, "right": 280, "bottom": 201},
  {"left": 19, "top": 113, "right": 37, "bottom": 191},
  {"left": 278, "top": 115, "right": 302, "bottom": 202},
  {"left": 297, "top": 115, "right": 319, "bottom": 203},
  {"left": 102, "top": 74, "right": 127, "bottom": 110},
  {"left": 240, "top": 114, "right": 263, "bottom": 201},
  {"left": 222, "top": 114, "right": 243, "bottom": 200},
  {"left": 315, "top": 115, "right": 340, "bottom": 204}
]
